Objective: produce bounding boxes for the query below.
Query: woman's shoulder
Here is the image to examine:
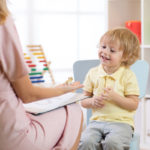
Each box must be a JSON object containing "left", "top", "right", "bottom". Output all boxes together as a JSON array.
[{"left": 1, "top": 15, "right": 15, "bottom": 31}]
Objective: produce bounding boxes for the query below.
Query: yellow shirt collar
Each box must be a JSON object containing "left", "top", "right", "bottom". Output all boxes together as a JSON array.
[{"left": 98, "top": 64, "right": 126, "bottom": 80}]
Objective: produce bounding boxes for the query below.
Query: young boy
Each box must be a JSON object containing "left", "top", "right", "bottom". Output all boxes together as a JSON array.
[{"left": 78, "top": 28, "right": 140, "bottom": 150}]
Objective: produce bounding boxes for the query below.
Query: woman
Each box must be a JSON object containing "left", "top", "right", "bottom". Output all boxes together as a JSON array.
[{"left": 0, "top": 1, "right": 83, "bottom": 150}]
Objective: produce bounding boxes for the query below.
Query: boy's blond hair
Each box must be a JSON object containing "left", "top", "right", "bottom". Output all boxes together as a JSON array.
[
  {"left": 0, "top": 0, "right": 9, "bottom": 24},
  {"left": 100, "top": 27, "right": 140, "bottom": 66}
]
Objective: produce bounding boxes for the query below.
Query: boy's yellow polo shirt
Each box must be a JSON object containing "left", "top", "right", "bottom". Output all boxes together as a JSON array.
[{"left": 83, "top": 64, "right": 140, "bottom": 127}]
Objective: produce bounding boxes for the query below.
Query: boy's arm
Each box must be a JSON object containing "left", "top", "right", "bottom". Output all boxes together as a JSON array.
[
  {"left": 81, "top": 91, "right": 93, "bottom": 108},
  {"left": 81, "top": 91, "right": 105, "bottom": 109},
  {"left": 121, "top": 95, "right": 139, "bottom": 110}
]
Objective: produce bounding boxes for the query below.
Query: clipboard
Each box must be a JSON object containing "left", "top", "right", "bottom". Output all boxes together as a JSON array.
[{"left": 23, "top": 92, "right": 89, "bottom": 115}]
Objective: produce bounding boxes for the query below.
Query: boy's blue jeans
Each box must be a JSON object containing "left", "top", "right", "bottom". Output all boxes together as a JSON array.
[{"left": 78, "top": 121, "right": 133, "bottom": 150}]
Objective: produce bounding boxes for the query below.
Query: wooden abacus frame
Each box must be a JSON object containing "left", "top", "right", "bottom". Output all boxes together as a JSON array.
[{"left": 26, "top": 45, "right": 55, "bottom": 85}]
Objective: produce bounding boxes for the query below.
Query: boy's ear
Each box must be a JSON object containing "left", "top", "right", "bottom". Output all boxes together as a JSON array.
[{"left": 121, "top": 57, "right": 127, "bottom": 63}]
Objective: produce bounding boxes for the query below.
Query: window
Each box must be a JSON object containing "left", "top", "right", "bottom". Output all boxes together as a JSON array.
[{"left": 8, "top": 0, "right": 107, "bottom": 83}]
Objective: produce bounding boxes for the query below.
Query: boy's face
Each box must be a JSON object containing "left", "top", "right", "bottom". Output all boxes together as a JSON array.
[{"left": 98, "top": 40, "right": 124, "bottom": 69}]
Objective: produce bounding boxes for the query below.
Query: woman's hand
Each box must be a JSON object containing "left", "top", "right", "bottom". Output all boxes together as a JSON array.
[
  {"left": 12, "top": 74, "right": 83, "bottom": 103},
  {"left": 56, "top": 81, "right": 84, "bottom": 94}
]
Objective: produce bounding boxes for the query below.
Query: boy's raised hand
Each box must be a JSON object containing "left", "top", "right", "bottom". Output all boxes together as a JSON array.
[{"left": 101, "top": 87, "right": 118, "bottom": 101}]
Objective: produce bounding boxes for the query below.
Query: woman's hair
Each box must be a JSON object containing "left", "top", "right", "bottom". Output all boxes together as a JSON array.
[
  {"left": 0, "top": 0, "right": 9, "bottom": 24},
  {"left": 100, "top": 27, "right": 140, "bottom": 66}
]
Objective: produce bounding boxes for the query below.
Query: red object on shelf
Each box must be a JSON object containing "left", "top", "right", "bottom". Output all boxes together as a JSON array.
[
  {"left": 39, "top": 60, "right": 46, "bottom": 63},
  {"left": 28, "top": 64, "right": 36, "bottom": 67},
  {"left": 43, "top": 64, "right": 47, "bottom": 67},
  {"left": 125, "top": 21, "right": 141, "bottom": 43},
  {"left": 26, "top": 60, "right": 32, "bottom": 63}
]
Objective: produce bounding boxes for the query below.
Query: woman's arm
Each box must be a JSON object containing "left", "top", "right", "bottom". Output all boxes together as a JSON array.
[{"left": 11, "top": 75, "right": 83, "bottom": 103}]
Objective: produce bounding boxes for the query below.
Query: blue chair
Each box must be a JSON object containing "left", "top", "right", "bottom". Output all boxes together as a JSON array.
[{"left": 73, "top": 59, "right": 149, "bottom": 150}]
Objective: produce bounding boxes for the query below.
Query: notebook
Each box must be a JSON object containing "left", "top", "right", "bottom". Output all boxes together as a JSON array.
[{"left": 23, "top": 92, "right": 89, "bottom": 115}]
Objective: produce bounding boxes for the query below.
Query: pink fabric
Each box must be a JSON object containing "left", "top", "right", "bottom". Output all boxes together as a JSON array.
[{"left": 0, "top": 16, "right": 82, "bottom": 150}]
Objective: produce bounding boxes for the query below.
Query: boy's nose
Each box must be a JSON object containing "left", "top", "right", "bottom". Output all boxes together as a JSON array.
[{"left": 103, "top": 48, "right": 109, "bottom": 54}]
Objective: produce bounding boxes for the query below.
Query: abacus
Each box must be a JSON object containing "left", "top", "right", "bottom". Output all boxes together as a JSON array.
[{"left": 24, "top": 45, "right": 55, "bottom": 85}]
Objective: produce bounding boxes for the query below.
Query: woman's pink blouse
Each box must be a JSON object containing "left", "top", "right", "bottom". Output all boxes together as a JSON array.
[{"left": 0, "top": 16, "right": 82, "bottom": 150}]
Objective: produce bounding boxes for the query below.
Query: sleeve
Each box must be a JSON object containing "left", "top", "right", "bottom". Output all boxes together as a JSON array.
[
  {"left": 0, "top": 16, "right": 29, "bottom": 82},
  {"left": 83, "top": 69, "right": 94, "bottom": 93},
  {"left": 124, "top": 70, "right": 140, "bottom": 96}
]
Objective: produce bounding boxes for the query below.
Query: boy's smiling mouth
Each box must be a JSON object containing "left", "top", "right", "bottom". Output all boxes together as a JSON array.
[{"left": 101, "top": 55, "right": 110, "bottom": 61}]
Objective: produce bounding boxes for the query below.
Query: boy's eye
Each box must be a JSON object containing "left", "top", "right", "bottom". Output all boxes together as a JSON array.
[
  {"left": 110, "top": 49, "right": 115, "bottom": 53},
  {"left": 102, "top": 46, "right": 106, "bottom": 49}
]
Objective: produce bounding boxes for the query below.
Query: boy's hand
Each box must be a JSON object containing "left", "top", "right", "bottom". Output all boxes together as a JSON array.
[
  {"left": 91, "top": 96, "right": 105, "bottom": 109},
  {"left": 101, "top": 87, "right": 118, "bottom": 101}
]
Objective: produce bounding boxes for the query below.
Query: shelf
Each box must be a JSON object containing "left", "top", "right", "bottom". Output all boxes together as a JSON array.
[
  {"left": 145, "top": 95, "right": 150, "bottom": 99},
  {"left": 141, "top": 45, "right": 150, "bottom": 49},
  {"left": 108, "top": 0, "right": 150, "bottom": 147},
  {"left": 108, "top": 0, "right": 140, "bottom": 29},
  {"left": 140, "top": 143, "right": 150, "bottom": 150},
  {"left": 143, "top": 0, "right": 150, "bottom": 45}
]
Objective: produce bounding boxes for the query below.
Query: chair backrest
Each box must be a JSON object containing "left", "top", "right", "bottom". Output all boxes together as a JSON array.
[
  {"left": 73, "top": 59, "right": 149, "bottom": 124},
  {"left": 130, "top": 60, "right": 149, "bottom": 98},
  {"left": 73, "top": 60, "right": 100, "bottom": 93}
]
